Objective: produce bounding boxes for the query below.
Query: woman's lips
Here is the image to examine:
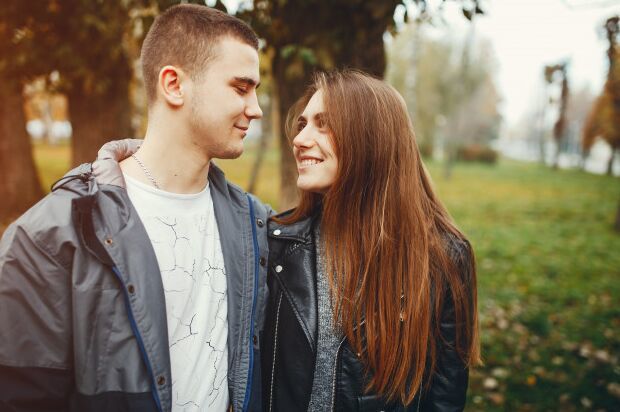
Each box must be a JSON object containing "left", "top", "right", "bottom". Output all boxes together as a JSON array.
[{"left": 298, "top": 156, "right": 324, "bottom": 168}]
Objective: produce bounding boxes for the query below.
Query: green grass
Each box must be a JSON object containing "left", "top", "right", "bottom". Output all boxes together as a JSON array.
[
  {"left": 15, "top": 144, "right": 620, "bottom": 410},
  {"left": 426, "top": 161, "right": 620, "bottom": 411},
  {"left": 32, "top": 141, "right": 74, "bottom": 192}
]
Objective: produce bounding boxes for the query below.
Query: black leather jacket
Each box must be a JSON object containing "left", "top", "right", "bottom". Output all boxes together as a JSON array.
[{"left": 261, "top": 211, "right": 473, "bottom": 412}]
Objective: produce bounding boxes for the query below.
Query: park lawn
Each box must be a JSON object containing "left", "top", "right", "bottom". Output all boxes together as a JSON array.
[
  {"left": 428, "top": 161, "right": 620, "bottom": 411},
  {"left": 14, "top": 144, "right": 620, "bottom": 410}
]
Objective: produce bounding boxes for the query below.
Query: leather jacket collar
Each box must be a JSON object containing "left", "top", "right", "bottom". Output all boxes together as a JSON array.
[{"left": 267, "top": 208, "right": 320, "bottom": 243}]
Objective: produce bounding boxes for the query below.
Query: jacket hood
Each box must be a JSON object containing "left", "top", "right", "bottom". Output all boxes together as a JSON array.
[{"left": 92, "top": 138, "right": 143, "bottom": 188}]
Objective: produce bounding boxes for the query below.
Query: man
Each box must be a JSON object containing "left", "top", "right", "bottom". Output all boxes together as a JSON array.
[{"left": 0, "top": 5, "right": 271, "bottom": 411}]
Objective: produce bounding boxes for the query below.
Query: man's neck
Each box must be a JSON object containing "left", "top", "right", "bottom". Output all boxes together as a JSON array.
[{"left": 120, "top": 123, "right": 211, "bottom": 195}]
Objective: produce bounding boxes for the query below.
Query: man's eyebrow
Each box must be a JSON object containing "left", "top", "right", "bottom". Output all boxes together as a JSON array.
[{"left": 233, "top": 76, "right": 261, "bottom": 89}]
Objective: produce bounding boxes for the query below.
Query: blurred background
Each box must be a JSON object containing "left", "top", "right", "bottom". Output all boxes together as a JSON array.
[{"left": 1, "top": 0, "right": 619, "bottom": 410}]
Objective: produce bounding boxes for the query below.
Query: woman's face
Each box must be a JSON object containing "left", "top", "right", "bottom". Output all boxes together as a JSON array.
[{"left": 292, "top": 89, "right": 338, "bottom": 194}]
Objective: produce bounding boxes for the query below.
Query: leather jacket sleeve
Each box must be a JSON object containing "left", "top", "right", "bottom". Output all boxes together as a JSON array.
[
  {"left": 422, "top": 295, "right": 469, "bottom": 411},
  {"left": 422, "top": 240, "right": 474, "bottom": 412}
]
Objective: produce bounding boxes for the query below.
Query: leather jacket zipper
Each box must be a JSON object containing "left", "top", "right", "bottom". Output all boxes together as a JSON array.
[
  {"left": 269, "top": 293, "right": 284, "bottom": 412},
  {"left": 417, "top": 391, "right": 422, "bottom": 412},
  {"left": 330, "top": 318, "right": 367, "bottom": 412}
]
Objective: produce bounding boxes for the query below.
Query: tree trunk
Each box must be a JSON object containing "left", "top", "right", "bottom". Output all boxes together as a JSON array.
[
  {"left": 607, "top": 147, "right": 616, "bottom": 176},
  {"left": 615, "top": 195, "right": 620, "bottom": 233},
  {"left": 553, "top": 143, "right": 561, "bottom": 170},
  {"left": 0, "top": 83, "right": 44, "bottom": 222},
  {"left": 68, "top": 74, "right": 133, "bottom": 167},
  {"left": 247, "top": 96, "right": 272, "bottom": 194}
]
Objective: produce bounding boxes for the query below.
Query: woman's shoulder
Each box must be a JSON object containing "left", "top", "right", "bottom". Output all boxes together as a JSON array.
[
  {"left": 269, "top": 208, "right": 297, "bottom": 222},
  {"left": 439, "top": 230, "right": 474, "bottom": 274},
  {"left": 267, "top": 208, "right": 318, "bottom": 243}
]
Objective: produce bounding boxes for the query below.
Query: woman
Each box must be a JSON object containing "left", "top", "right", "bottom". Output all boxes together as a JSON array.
[{"left": 261, "top": 70, "right": 480, "bottom": 411}]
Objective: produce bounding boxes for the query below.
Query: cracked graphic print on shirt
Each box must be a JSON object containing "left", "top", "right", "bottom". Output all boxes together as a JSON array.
[{"left": 124, "top": 174, "right": 229, "bottom": 411}]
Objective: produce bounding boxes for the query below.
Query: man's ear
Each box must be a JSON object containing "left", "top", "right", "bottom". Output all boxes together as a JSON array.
[{"left": 158, "top": 65, "right": 186, "bottom": 107}]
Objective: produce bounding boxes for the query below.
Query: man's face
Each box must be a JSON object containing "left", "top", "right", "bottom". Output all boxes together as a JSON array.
[{"left": 188, "top": 37, "right": 262, "bottom": 159}]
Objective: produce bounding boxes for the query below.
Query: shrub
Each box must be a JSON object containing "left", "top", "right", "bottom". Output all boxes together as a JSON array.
[{"left": 457, "top": 144, "right": 498, "bottom": 164}]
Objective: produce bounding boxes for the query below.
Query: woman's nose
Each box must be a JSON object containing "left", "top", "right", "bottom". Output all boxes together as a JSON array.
[{"left": 293, "top": 127, "right": 314, "bottom": 149}]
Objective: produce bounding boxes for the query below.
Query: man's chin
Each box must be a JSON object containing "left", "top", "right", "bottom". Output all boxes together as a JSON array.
[{"left": 216, "top": 146, "right": 244, "bottom": 160}]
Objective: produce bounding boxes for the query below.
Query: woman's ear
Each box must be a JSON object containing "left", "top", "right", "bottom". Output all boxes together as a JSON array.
[{"left": 158, "top": 65, "right": 185, "bottom": 107}]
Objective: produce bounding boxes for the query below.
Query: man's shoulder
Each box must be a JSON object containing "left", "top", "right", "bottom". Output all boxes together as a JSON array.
[
  {"left": 245, "top": 191, "right": 274, "bottom": 217},
  {"left": 5, "top": 164, "right": 93, "bottom": 248}
]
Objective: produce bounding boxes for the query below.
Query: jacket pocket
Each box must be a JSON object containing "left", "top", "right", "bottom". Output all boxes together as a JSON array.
[
  {"left": 358, "top": 394, "right": 385, "bottom": 412},
  {"left": 74, "top": 288, "right": 118, "bottom": 392},
  {"left": 357, "top": 394, "right": 412, "bottom": 412}
]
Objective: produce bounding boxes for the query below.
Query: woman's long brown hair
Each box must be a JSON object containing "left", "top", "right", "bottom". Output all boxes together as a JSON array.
[{"left": 280, "top": 70, "right": 480, "bottom": 405}]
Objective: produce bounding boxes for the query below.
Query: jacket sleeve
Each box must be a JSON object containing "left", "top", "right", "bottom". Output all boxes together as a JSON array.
[
  {"left": 0, "top": 221, "right": 74, "bottom": 411},
  {"left": 423, "top": 241, "right": 474, "bottom": 412}
]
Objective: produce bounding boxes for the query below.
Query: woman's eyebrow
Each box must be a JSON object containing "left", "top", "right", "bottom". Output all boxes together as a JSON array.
[{"left": 314, "top": 112, "right": 326, "bottom": 123}]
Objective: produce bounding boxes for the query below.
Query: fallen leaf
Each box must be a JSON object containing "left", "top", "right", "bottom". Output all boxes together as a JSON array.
[
  {"left": 608, "top": 382, "right": 620, "bottom": 399},
  {"left": 594, "top": 350, "right": 610, "bottom": 363},
  {"left": 580, "top": 397, "right": 592, "bottom": 408},
  {"left": 558, "top": 393, "right": 570, "bottom": 403},
  {"left": 488, "top": 393, "right": 505, "bottom": 405},
  {"left": 492, "top": 367, "right": 509, "bottom": 378},
  {"left": 483, "top": 377, "right": 499, "bottom": 390},
  {"left": 552, "top": 356, "right": 564, "bottom": 366}
]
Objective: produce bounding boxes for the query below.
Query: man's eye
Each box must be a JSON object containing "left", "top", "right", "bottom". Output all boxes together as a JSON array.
[{"left": 235, "top": 86, "right": 248, "bottom": 95}]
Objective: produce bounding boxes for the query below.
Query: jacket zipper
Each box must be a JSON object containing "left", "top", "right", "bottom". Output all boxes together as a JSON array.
[
  {"left": 242, "top": 195, "right": 260, "bottom": 412},
  {"left": 330, "top": 319, "right": 366, "bottom": 412},
  {"left": 268, "top": 293, "right": 284, "bottom": 412},
  {"left": 330, "top": 336, "right": 347, "bottom": 412},
  {"left": 417, "top": 390, "right": 422, "bottom": 412},
  {"left": 111, "top": 266, "right": 163, "bottom": 412}
]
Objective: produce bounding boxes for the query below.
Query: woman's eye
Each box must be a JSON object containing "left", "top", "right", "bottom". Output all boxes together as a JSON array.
[
  {"left": 236, "top": 86, "right": 248, "bottom": 95},
  {"left": 297, "top": 121, "right": 307, "bottom": 132}
]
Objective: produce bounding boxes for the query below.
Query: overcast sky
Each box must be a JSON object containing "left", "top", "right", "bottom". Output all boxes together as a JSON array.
[{"left": 404, "top": 0, "right": 620, "bottom": 128}]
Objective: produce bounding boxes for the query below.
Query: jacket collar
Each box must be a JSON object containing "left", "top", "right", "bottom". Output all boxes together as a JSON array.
[
  {"left": 268, "top": 208, "right": 320, "bottom": 243},
  {"left": 91, "top": 138, "right": 143, "bottom": 188}
]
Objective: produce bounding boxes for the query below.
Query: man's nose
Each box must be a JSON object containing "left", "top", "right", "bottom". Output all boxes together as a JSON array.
[{"left": 246, "top": 92, "right": 263, "bottom": 119}]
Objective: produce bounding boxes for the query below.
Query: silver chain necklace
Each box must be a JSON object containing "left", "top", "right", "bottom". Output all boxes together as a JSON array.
[{"left": 131, "top": 153, "right": 161, "bottom": 189}]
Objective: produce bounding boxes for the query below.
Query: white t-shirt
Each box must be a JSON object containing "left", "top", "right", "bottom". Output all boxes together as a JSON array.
[{"left": 124, "top": 173, "right": 229, "bottom": 411}]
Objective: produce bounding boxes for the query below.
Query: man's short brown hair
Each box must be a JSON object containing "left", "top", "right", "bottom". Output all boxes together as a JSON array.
[{"left": 141, "top": 4, "right": 259, "bottom": 105}]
